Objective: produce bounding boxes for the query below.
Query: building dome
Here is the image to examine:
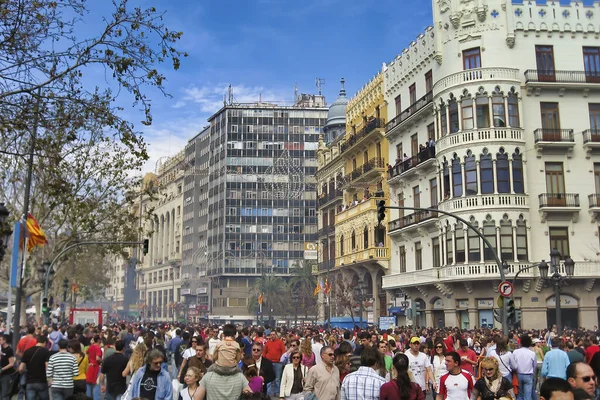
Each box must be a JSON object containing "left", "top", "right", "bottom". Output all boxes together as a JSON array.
[{"left": 324, "top": 78, "right": 348, "bottom": 143}]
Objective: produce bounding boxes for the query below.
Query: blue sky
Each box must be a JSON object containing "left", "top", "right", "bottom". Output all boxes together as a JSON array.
[{"left": 87, "top": 0, "right": 595, "bottom": 173}]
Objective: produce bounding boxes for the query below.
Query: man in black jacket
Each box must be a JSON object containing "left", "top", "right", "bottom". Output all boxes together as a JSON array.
[{"left": 250, "top": 342, "right": 275, "bottom": 393}]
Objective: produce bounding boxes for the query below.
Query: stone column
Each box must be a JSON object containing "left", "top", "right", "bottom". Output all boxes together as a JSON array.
[
  {"left": 468, "top": 308, "right": 478, "bottom": 329},
  {"left": 492, "top": 160, "right": 498, "bottom": 195},
  {"left": 508, "top": 156, "right": 514, "bottom": 194},
  {"left": 425, "top": 309, "right": 434, "bottom": 327},
  {"left": 512, "top": 226, "right": 519, "bottom": 263},
  {"left": 444, "top": 309, "right": 458, "bottom": 327}
]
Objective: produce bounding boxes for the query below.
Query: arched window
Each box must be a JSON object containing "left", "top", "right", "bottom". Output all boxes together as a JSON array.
[
  {"left": 480, "top": 149, "right": 494, "bottom": 194},
  {"left": 468, "top": 218, "right": 480, "bottom": 262},
  {"left": 440, "top": 101, "right": 448, "bottom": 136},
  {"left": 464, "top": 151, "right": 477, "bottom": 196},
  {"left": 446, "top": 222, "right": 454, "bottom": 265},
  {"left": 340, "top": 235, "right": 344, "bottom": 256},
  {"left": 452, "top": 155, "right": 463, "bottom": 197},
  {"left": 462, "top": 94, "right": 474, "bottom": 130},
  {"left": 500, "top": 217, "right": 514, "bottom": 261},
  {"left": 516, "top": 217, "right": 528, "bottom": 261},
  {"left": 496, "top": 149, "right": 510, "bottom": 193},
  {"left": 449, "top": 96, "right": 459, "bottom": 133},
  {"left": 492, "top": 87, "right": 506, "bottom": 127},
  {"left": 351, "top": 231, "right": 356, "bottom": 250},
  {"left": 512, "top": 149, "right": 524, "bottom": 194},
  {"left": 363, "top": 226, "right": 369, "bottom": 249},
  {"left": 483, "top": 217, "right": 497, "bottom": 261},
  {"left": 476, "top": 88, "right": 490, "bottom": 128},
  {"left": 455, "top": 222, "right": 466, "bottom": 263},
  {"left": 442, "top": 159, "right": 450, "bottom": 199},
  {"left": 508, "top": 88, "right": 520, "bottom": 127}
]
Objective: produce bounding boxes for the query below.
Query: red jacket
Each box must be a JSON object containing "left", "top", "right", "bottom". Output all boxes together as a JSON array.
[{"left": 263, "top": 338, "right": 285, "bottom": 363}]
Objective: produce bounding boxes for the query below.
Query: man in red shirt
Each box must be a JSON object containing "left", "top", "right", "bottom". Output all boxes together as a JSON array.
[
  {"left": 444, "top": 332, "right": 456, "bottom": 354},
  {"left": 584, "top": 338, "right": 600, "bottom": 364},
  {"left": 262, "top": 331, "right": 285, "bottom": 397},
  {"left": 16, "top": 326, "right": 37, "bottom": 358},
  {"left": 456, "top": 339, "right": 478, "bottom": 375}
]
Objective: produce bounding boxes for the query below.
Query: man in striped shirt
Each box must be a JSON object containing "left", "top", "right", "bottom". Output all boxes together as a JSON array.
[{"left": 47, "top": 339, "right": 78, "bottom": 400}]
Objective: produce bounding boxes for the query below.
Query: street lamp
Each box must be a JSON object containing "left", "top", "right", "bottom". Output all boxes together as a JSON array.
[
  {"left": 291, "top": 290, "right": 299, "bottom": 327},
  {"left": 353, "top": 279, "right": 368, "bottom": 329},
  {"left": 62, "top": 278, "right": 69, "bottom": 323},
  {"left": 538, "top": 248, "right": 575, "bottom": 335},
  {"left": 0, "top": 203, "right": 12, "bottom": 262}
]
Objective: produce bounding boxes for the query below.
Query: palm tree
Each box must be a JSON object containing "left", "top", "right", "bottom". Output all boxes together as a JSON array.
[
  {"left": 289, "top": 260, "right": 318, "bottom": 321},
  {"left": 247, "top": 275, "right": 290, "bottom": 325}
]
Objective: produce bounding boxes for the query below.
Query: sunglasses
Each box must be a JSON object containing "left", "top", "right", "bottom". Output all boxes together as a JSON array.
[
  {"left": 484, "top": 368, "right": 495, "bottom": 372},
  {"left": 291, "top": 356, "right": 301, "bottom": 360},
  {"left": 252, "top": 349, "right": 261, "bottom": 352},
  {"left": 325, "top": 353, "right": 334, "bottom": 356},
  {"left": 152, "top": 361, "right": 163, "bottom": 366},
  {"left": 436, "top": 346, "right": 444, "bottom": 349},
  {"left": 580, "top": 376, "right": 596, "bottom": 382}
]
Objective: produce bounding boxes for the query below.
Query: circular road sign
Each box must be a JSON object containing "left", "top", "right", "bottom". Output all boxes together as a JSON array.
[{"left": 498, "top": 281, "right": 514, "bottom": 298}]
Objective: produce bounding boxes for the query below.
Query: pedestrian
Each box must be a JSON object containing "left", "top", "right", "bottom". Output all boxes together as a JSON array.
[
  {"left": 279, "top": 350, "right": 308, "bottom": 399},
  {"left": 341, "top": 346, "right": 387, "bottom": 400},
  {"left": 539, "top": 378, "right": 574, "bottom": 400},
  {"left": 197, "top": 358, "right": 251, "bottom": 400},
  {"left": 180, "top": 366, "right": 202, "bottom": 400},
  {"left": 85, "top": 335, "right": 102, "bottom": 400},
  {"left": 128, "top": 348, "right": 172, "bottom": 400},
  {"left": 436, "top": 351, "right": 474, "bottom": 400},
  {"left": 380, "top": 353, "right": 425, "bottom": 400},
  {"left": 431, "top": 341, "right": 448, "bottom": 398},
  {"left": 304, "top": 346, "right": 340, "bottom": 400},
  {"left": 68, "top": 340, "right": 87, "bottom": 394},
  {"left": 405, "top": 336, "right": 434, "bottom": 394},
  {"left": 473, "top": 357, "right": 515, "bottom": 400},
  {"left": 542, "top": 341, "right": 570, "bottom": 380},
  {"left": 513, "top": 335, "right": 537, "bottom": 400},
  {"left": 242, "top": 356, "right": 264, "bottom": 394},
  {"left": 262, "top": 329, "right": 284, "bottom": 397},
  {"left": 566, "top": 362, "right": 596, "bottom": 398},
  {"left": 47, "top": 339, "right": 78, "bottom": 400},
  {"left": 123, "top": 343, "right": 147, "bottom": 377},
  {"left": 99, "top": 340, "right": 128, "bottom": 400},
  {"left": 250, "top": 343, "right": 275, "bottom": 393},
  {"left": 18, "top": 335, "right": 50, "bottom": 400},
  {"left": 0, "top": 334, "right": 16, "bottom": 400}
]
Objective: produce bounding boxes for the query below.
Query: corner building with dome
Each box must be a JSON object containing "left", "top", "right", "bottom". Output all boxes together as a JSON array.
[{"left": 376, "top": 0, "right": 600, "bottom": 330}]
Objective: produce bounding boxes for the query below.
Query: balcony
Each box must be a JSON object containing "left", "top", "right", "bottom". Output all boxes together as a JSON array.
[
  {"left": 317, "top": 260, "right": 335, "bottom": 272},
  {"left": 388, "top": 147, "right": 436, "bottom": 185},
  {"left": 317, "top": 225, "right": 335, "bottom": 237},
  {"left": 339, "top": 118, "right": 384, "bottom": 156},
  {"left": 336, "top": 198, "right": 379, "bottom": 225},
  {"left": 538, "top": 193, "right": 580, "bottom": 222},
  {"left": 318, "top": 189, "right": 343, "bottom": 208},
  {"left": 436, "top": 127, "right": 524, "bottom": 155},
  {"left": 433, "top": 67, "right": 520, "bottom": 94},
  {"left": 342, "top": 157, "right": 386, "bottom": 189},
  {"left": 439, "top": 193, "right": 528, "bottom": 214},
  {"left": 388, "top": 207, "right": 438, "bottom": 236},
  {"left": 588, "top": 194, "right": 600, "bottom": 222},
  {"left": 335, "top": 246, "right": 390, "bottom": 269},
  {"left": 533, "top": 128, "right": 575, "bottom": 157},
  {"left": 386, "top": 91, "right": 433, "bottom": 139},
  {"left": 582, "top": 129, "right": 600, "bottom": 158},
  {"left": 524, "top": 70, "right": 600, "bottom": 93}
]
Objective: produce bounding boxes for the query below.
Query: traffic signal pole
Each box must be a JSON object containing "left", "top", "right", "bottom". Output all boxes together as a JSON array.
[{"left": 380, "top": 203, "right": 509, "bottom": 336}]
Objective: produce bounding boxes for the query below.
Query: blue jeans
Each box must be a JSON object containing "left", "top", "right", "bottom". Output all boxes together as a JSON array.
[
  {"left": 0, "top": 374, "right": 14, "bottom": 400},
  {"left": 269, "top": 362, "right": 283, "bottom": 396},
  {"left": 51, "top": 387, "right": 73, "bottom": 400},
  {"left": 86, "top": 383, "right": 100, "bottom": 400},
  {"left": 517, "top": 373, "right": 534, "bottom": 400},
  {"left": 25, "top": 383, "right": 49, "bottom": 400}
]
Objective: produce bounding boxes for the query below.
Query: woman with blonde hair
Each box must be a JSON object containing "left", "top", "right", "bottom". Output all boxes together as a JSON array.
[
  {"left": 180, "top": 366, "right": 203, "bottom": 400},
  {"left": 122, "top": 342, "right": 147, "bottom": 377},
  {"left": 300, "top": 338, "right": 315, "bottom": 369},
  {"left": 473, "top": 356, "right": 515, "bottom": 400}
]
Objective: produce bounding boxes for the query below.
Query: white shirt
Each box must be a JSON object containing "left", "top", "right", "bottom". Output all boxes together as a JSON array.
[
  {"left": 208, "top": 337, "right": 221, "bottom": 356},
  {"left": 432, "top": 355, "right": 448, "bottom": 387},
  {"left": 313, "top": 342, "right": 323, "bottom": 365},
  {"left": 183, "top": 347, "right": 195, "bottom": 360},
  {"left": 405, "top": 350, "right": 432, "bottom": 390},
  {"left": 440, "top": 372, "right": 471, "bottom": 400}
]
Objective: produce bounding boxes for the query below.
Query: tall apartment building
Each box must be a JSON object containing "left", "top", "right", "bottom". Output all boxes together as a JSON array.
[
  {"left": 182, "top": 95, "right": 327, "bottom": 324},
  {"left": 382, "top": 0, "right": 600, "bottom": 329}
]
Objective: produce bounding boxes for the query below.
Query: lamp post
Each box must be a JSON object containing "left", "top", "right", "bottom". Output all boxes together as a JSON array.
[
  {"left": 538, "top": 248, "right": 575, "bottom": 335},
  {"left": 62, "top": 278, "right": 68, "bottom": 323},
  {"left": 353, "top": 279, "right": 368, "bottom": 329},
  {"left": 291, "top": 290, "right": 299, "bottom": 328}
]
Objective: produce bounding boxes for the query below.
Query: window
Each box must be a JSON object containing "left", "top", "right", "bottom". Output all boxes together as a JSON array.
[
  {"left": 512, "top": 149, "right": 524, "bottom": 194},
  {"left": 430, "top": 178, "right": 438, "bottom": 207},
  {"left": 399, "top": 246, "right": 406, "bottom": 273},
  {"left": 432, "top": 237, "right": 441, "bottom": 268},
  {"left": 446, "top": 229, "right": 454, "bottom": 264},
  {"left": 545, "top": 162, "right": 566, "bottom": 206},
  {"left": 468, "top": 221, "right": 480, "bottom": 262},
  {"left": 440, "top": 102, "right": 448, "bottom": 136},
  {"left": 395, "top": 95, "right": 402, "bottom": 116},
  {"left": 293, "top": 208, "right": 300, "bottom": 217},
  {"left": 413, "top": 186, "right": 420, "bottom": 209},
  {"left": 277, "top": 225, "right": 284, "bottom": 233},
  {"left": 340, "top": 235, "right": 344, "bottom": 256},
  {"left": 492, "top": 91, "right": 506, "bottom": 127},
  {"left": 476, "top": 96, "right": 490, "bottom": 128},
  {"left": 228, "top": 298, "right": 248, "bottom": 307},
  {"left": 463, "top": 48, "right": 482, "bottom": 70},
  {"left": 449, "top": 98, "right": 459, "bottom": 133},
  {"left": 549, "top": 227, "right": 570, "bottom": 258},
  {"left": 409, "top": 83, "right": 416, "bottom": 105},
  {"left": 427, "top": 123, "right": 435, "bottom": 141},
  {"left": 535, "top": 45, "right": 555, "bottom": 82},
  {"left": 277, "top": 126, "right": 284, "bottom": 133},
  {"left": 496, "top": 149, "right": 510, "bottom": 193},
  {"left": 245, "top": 125, "right": 253, "bottom": 133},
  {"left": 425, "top": 70, "right": 433, "bottom": 93},
  {"left": 508, "top": 91, "right": 520, "bottom": 127},
  {"left": 480, "top": 150, "right": 494, "bottom": 194},
  {"left": 442, "top": 160, "right": 450, "bottom": 199},
  {"left": 595, "top": 163, "right": 600, "bottom": 196},
  {"left": 415, "top": 242, "right": 423, "bottom": 270},
  {"left": 500, "top": 220, "right": 514, "bottom": 261},
  {"left": 452, "top": 156, "right": 463, "bottom": 197},
  {"left": 483, "top": 220, "right": 497, "bottom": 261},
  {"left": 396, "top": 143, "right": 403, "bottom": 160},
  {"left": 411, "top": 134, "right": 418, "bottom": 157},
  {"left": 363, "top": 227, "right": 369, "bottom": 249},
  {"left": 590, "top": 104, "right": 600, "bottom": 133},
  {"left": 516, "top": 220, "right": 528, "bottom": 261},
  {"left": 455, "top": 222, "right": 465, "bottom": 263},
  {"left": 583, "top": 47, "right": 600, "bottom": 83},
  {"left": 464, "top": 151, "right": 477, "bottom": 196},
  {"left": 462, "top": 97, "right": 474, "bottom": 130},
  {"left": 540, "top": 102, "right": 561, "bottom": 140},
  {"left": 231, "top": 125, "right": 238, "bottom": 133},
  {"left": 351, "top": 231, "right": 356, "bottom": 250}
]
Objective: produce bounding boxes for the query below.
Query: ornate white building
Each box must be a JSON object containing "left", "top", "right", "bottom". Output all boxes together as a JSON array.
[{"left": 382, "top": 0, "right": 600, "bottom": 329}]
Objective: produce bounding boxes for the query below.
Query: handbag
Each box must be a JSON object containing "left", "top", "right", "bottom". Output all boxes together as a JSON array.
[{"left": 498, "top": 354, "right": 519, "bottom": 395}]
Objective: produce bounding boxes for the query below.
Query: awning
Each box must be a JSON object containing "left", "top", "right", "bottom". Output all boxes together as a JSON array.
[{"left": 388, "top": 306, "right": 404, "bottom": 315}]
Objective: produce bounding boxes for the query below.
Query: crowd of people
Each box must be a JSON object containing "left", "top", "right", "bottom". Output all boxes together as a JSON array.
[{"left": 0, "top": 322, "right": 599, "bottom": 400}]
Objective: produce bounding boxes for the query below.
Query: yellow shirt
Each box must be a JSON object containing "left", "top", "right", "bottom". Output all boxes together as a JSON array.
[{"left": 75, "top": 354, "right": 88, "bottom": 380}]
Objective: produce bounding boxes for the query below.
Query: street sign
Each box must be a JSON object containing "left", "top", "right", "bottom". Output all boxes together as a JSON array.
[{"left": 498, "top": 281, "right": 514, "bottom": 297}]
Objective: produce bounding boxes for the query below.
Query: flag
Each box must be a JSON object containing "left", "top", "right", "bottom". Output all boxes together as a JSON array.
[
  {"left": 25, "top": 213, "right": 48, "bottom": 251},
  {"left": 258, "top": 293, "right": 264, "bottom": 305},
  {"left": 313, "top": 284, "right": 320, "bottom": 296},
  {"left": 324, "top": 278, "right": 331, "bottom": 294}
]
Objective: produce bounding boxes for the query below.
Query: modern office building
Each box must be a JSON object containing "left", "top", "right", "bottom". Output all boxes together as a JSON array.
[
  {"left": 382, "top": 0, "right": 600, "bottom": 329},
  {"left": 180, "top": 94, "right": 328, "bottom": 324}
]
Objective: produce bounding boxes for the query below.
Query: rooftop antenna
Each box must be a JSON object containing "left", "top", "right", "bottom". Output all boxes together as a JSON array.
[
  {"left": 294, "top": 82, "right": 298, "bottom": 102},
  {"left": 315, "top": 78, "right": 325, "bottom": 95},
  {"left": 227, "top": 84, "right": 237, "bottom": 105}
]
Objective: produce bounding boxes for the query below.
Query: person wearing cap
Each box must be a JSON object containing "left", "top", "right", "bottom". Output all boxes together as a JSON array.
[{"left": 405, "top": 336, "right": 433, "bottom": 394}]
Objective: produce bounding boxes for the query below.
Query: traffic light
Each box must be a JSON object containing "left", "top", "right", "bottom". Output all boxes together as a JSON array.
[
  {"left": 506, "top": 299, "right": 516, "bottom": 324},
  {"left": 42, "top": 297, "right": 49, "bottom": 315},
  {"left": 143, "top": 239, "right": 149, "bottom": 255},
  {"left": 377, "top": 200, "right": 386, "bottom": 223}
]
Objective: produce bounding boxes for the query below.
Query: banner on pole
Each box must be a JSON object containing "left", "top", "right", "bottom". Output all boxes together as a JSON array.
[{"left": 10, "top": 221, "right": 20, "bottom": 288}]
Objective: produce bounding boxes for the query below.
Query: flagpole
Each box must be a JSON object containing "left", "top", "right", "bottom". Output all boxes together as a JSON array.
[{"left": 12, "top": 92, "right": 40, "bottom": 349}]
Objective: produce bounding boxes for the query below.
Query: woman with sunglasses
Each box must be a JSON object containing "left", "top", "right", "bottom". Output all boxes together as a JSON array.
[
  {"left": 380, "top": 353, "right": 425, "bottom": 400},
  {"left": 473, "top": 356, "right": 515, "bottom": 400},
  {"left": 431, "top": 342, "right": 447, "bottom": 399},
  {"left": 279, "top": 350, "right": 308, "bottom": 400}
]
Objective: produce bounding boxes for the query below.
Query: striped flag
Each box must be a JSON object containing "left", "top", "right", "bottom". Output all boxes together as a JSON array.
[
  {"left": 258, "top": 293, "right": 264, "bottom": 305},
  {"left": 24, "top": 213, "right": 48, "bottom": 251}
]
